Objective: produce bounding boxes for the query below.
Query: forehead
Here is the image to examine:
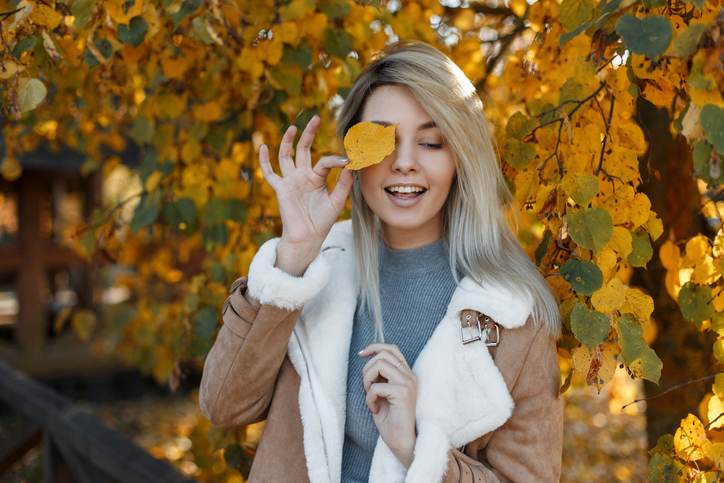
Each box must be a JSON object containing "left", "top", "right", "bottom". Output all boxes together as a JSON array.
[{"left": 360, "top": 85, "right": 435, "bottom": 126}]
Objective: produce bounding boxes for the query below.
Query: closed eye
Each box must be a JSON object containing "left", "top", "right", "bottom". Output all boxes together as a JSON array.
[{"left": 422, "top": 143, "right": 442, "bottom": 149}]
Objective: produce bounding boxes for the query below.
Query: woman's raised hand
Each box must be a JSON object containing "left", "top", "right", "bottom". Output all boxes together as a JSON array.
[{"left": 259, "top": 114, "right": 354, "bottom": 276}]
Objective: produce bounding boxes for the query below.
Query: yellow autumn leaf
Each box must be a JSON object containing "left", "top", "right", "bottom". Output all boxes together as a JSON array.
[
  {"left": 621, "top": 287, "right": 654, "bottom": 322},
  {"left": 685, "top": 235, "right": 711, "bottom": 267},
  {"left": 630, "top": 193, "right": 651, "bottom": 228},
  {"left": 193, "top": 101, "right": 222, "bottom": 122},
  {"left": 145, "top": 171, "right": 162, "bottom": 191},
  {"left": 571, "top": 343, "right": 617, "bottom": 387},
  {"left": 106, "top": 0, "right": 143, "bottom": 24},
  {"left": 706, "top": 442, "right": 724, "bottom": 471},
  {"left": 591, "top": 277, "right": 626, "bottom": 313},
  {"left": 0, "top": 60, "right": 25, "bottom": 79},
  {"left": 692, "top": 254, "right": 717, "bottom": 284},
  {"left": 608, "top": 226, "right": 633, "bottom": 258},
  {"left": 645, "top": 211, "right": 663, "bottom": 241},
  {"left": 30, "top": 4, "right": 62, "bottom": 29},
  {"left": 343, "top": 121, "right": 397, "bottom": 170},
  {"left": 660, "top": 240, "right": 680, "bottom": 271},
  {"left": 595, "top": 246, "right": 618, "bottom": 281},
  {"left": 674, "top": 414, "right": 708, "bottom": 461},
  {"left": 707, "top": 395, "right": 724, "bottom": 430}
]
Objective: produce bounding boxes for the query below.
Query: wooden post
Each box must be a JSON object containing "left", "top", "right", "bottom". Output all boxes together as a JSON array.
[{"left": 17, "top": 172, "right": 47, "bottom": 351}]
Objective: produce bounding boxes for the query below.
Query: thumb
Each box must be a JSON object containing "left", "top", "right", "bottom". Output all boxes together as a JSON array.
[{"left": 330, "top": 167, "right": 354, "bottom": 210}]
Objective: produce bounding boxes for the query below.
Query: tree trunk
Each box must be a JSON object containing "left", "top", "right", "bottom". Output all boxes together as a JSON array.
[{"left": 633, "top": 96, "right": 715, "bottom": 447}]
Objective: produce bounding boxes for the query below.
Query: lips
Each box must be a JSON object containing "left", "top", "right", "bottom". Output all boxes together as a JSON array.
[
  {"left": 384, "top": 187, "right": 427, "bottom": 207},
  {"left": 385, "top": 189, "right": 425, "bottom": 199}
]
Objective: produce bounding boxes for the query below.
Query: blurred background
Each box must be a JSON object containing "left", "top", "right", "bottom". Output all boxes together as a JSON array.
[{"left": 1, "top": 0, "right": 721, "bottom": 481}]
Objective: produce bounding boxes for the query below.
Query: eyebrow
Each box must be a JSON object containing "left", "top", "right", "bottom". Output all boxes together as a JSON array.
[{"left": 370, "top": 120, "right": 438, "bottom": 130}]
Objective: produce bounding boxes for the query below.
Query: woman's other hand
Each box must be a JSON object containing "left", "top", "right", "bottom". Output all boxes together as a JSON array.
[{"left": 359, "top": 343, "right": 418, "bottom": 468}]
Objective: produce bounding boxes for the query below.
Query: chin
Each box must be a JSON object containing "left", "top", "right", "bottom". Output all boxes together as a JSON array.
[{"left": 377, "top": 213, "right": 436, "bottom": 232}]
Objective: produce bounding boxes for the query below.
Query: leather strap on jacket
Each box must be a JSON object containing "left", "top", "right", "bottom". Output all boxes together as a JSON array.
[{"left": 459, "top": 309, "right": 500, "bottom": 360}]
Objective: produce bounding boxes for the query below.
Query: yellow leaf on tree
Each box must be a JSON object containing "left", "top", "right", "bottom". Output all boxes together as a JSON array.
[
  {"left": 608, "top": 226, "right": 633, "bottom": 258},
  {"left": 0, "top": 60, "right": 24, "bottom": 79},
  {"left": 571, "top": 343, "right": 617, "bottom": 388},
  {"left": 106, "top": 0, "right": 143, "bottom": 24},
  {"left": 621, "top": 287, "right": 654, "bottom": 322},
  {"left": 595, "top": 246, "right": 618, "bottom": 281},
  {"left": 193, "top": 101, "right": 222, "bottom": 122},
  {"left": 630, "top": 193, "right": 651, "bottom": 228},
  {"left": 660, "top": 240, "right": 681, "bottom": 271},
  {"left": 708, "top": 395, "right": 724, "bottom": 430},
  {"left": 343, "top": 121, "right": 397, "bottom": 170},
  {"left": 685, "top": 235, "right": 711, "bottom": 267},
  {"left": 591, "top": 277, "right": 626, "bottom": 313},
  {"left": 706, "top": 442, "right": 724, "bottom": 471},
  {"left": 674, "top": 414, "right": 708, "bottom": 461},
  {"left": 30, "top": 3, "right": 62, "bottom": 29},
  {"left": 645, "top": 211, "right": 663, "bottom": 241}
]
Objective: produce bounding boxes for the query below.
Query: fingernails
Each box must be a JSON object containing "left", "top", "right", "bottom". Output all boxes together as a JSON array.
[{"left": 358, "top": 349, "right": 366, "bottom": 355}]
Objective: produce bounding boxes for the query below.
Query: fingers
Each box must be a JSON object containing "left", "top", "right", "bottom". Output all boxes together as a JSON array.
[
  {"left": 330, "top": 168, "right": 354, "bottom": 211},
  {"left": 362, "top": 357, "right": 413, "bottom": 393},
  {"left": 360, "top": 343, "right": 411, "bottom": 370},
  {"left": 365, "top": 382, "right": 412, "bottom": 414},
  {"left": 278, "top": 124, "right": 297, "bottom": 175},
  {"left": 295, "top": 114, "right": 320, "bottom": 170},
  {"left": 313, "top": 155, "right": 349, "bottom": 179},
  {"left": 258, "top": 144, "right": 281, "bottom": 190}
]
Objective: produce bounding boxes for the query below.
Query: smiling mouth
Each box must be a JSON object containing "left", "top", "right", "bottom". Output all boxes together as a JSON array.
[{"left": 384, "top": 187, "right": 428, "bottom": 199}]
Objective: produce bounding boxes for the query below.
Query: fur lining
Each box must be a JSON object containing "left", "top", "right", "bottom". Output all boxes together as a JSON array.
[
  {"left": 281, "top": 220, "right": 533, "bottom": 483},
  {"left": 246, "top": 237, "right": 332, "bottom": 311}
]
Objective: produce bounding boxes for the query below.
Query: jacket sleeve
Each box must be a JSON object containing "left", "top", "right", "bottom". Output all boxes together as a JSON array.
[
  {"left": 441, "top": 324, "right": 563, "bottom": 482},
  {"left": 198, "top": 237, "right": 332, "bottom": 427}
]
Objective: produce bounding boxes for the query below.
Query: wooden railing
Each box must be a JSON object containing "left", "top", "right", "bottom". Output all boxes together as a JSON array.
[{"left": 0, "top": 360, "right": 196, "bottom": 483}]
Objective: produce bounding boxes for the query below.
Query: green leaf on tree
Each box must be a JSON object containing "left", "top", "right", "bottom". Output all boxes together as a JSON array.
[
  {"left": 615, "top": 15, "right": 673, "bottom": 59},
  {"left": 562, "top": 173, "right": 599, "bottom": 206},
  {"left": 18, "top": 78, "right": 47, "bottom": 113},
  {"left": 117, "top": 16, "right": 148, "bottom": 47},
  {"left": 560, "top": 0, "right": 594, "bottom": 31},
  {"left": 567, "top": 207, "right": 613, "bottom": 253},
  {"left": 560, "top": 258, "right": 603, "bottom": 295},
  {"left": 700, "top": 104, "right": 724, "bottom": 155},
  {"left": 130, "top": 191, "right": 162, "bottom": 233},
  {"left": 678, "top": 281, "right": 714, "bottom": 327},
  {"left": 671, "top": 23, "right": 708, "bottom": 58},
  {"left": 323, "top": 28, "right": 354, "bottom": 58},
  {"left": 617, "top": 313, "right": 662, "bottom": 383},
  {"left": 571, "top": 302, "right": 610, "bottom": 347},
  {"left": 628, "top": 229, "right": 653, "bottom": 267},
  {"left": 503, "top": 138, "right": 536, "bottom": 169}
]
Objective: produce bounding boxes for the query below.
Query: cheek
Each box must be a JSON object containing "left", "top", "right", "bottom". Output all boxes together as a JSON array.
[{"left": 429, "top": 159, "right": 456, "bottom": 194}]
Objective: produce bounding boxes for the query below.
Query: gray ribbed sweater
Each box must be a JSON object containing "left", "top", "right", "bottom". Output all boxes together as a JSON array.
[{"left": 340, "top": 237, "right": 459, "bottom": 482}]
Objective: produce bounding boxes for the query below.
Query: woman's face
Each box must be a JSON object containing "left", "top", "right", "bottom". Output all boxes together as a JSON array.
[{"left": 358, "top": 84, "right": 457, "bottom": 249}]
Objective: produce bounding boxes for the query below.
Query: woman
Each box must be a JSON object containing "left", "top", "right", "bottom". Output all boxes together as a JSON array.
[{"left": 199, "top": 40, "right": 563, "bottom": 482}]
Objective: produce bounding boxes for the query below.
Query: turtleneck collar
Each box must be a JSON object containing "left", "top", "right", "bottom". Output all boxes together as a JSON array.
[{"left": 378, "top": 237, "right": 450, "bottom": 275}]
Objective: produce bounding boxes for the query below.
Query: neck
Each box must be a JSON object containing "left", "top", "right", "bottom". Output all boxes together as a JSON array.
[{"left": 380, "top": 215, "right": 443, "bottom": 249}]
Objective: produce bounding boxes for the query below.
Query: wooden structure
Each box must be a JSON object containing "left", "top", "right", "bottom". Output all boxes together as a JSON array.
[
  {"left": 0, "top": 140, "right": 139, "bottom": 375},
  {"left": 0, "top": 359, "right": 195, "bottom": 483}
]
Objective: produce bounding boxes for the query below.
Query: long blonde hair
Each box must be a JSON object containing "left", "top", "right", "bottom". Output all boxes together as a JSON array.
[{"left": 334, "top": 40, "right": 561, "bottom": 342}]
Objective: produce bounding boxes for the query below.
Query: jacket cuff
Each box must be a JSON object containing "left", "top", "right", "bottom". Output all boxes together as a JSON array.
[{"left": 246, "top": 237, "right": 331, "bottom": 311}]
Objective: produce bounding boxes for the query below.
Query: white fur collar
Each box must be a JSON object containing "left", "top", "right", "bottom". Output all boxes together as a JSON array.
[{"left": 247, "top": 220, "right": 534, "bottom": 483}]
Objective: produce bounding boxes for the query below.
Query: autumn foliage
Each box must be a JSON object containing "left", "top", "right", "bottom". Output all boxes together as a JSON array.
[{"left": 1, "top": 0, "right": 723, "bottom": 480}]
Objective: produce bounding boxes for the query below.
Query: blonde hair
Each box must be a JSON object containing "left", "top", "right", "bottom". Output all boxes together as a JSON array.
[{"left": 334, "top": 40, "right": 561, "bottom": 342}]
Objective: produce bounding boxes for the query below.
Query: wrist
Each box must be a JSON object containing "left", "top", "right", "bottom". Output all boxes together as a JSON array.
[{"left": 275, "top": 239, "right": 322, "bottom": 277}]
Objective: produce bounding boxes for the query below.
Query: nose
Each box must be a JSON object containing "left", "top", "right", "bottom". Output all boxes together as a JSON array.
[{"left": 389, "top": 138, "right": 418, "bottom": 174}]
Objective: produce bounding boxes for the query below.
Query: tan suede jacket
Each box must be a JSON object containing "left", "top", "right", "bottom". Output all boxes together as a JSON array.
[{"left": 199, "top": 220, "right": 563, "bottom": 483}]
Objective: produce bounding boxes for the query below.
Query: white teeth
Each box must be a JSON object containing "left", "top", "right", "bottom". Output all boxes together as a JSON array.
[{"left": 387, "top": 185, "right": 425, "bottom": 193}]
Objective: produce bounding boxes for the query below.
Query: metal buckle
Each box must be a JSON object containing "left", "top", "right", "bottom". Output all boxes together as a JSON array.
[
  {"left": 482, "top": 317, "right": 500, "bottom": 347},
  {"left": 461, "top": 311, "right": 483, "bottom": 344}
]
